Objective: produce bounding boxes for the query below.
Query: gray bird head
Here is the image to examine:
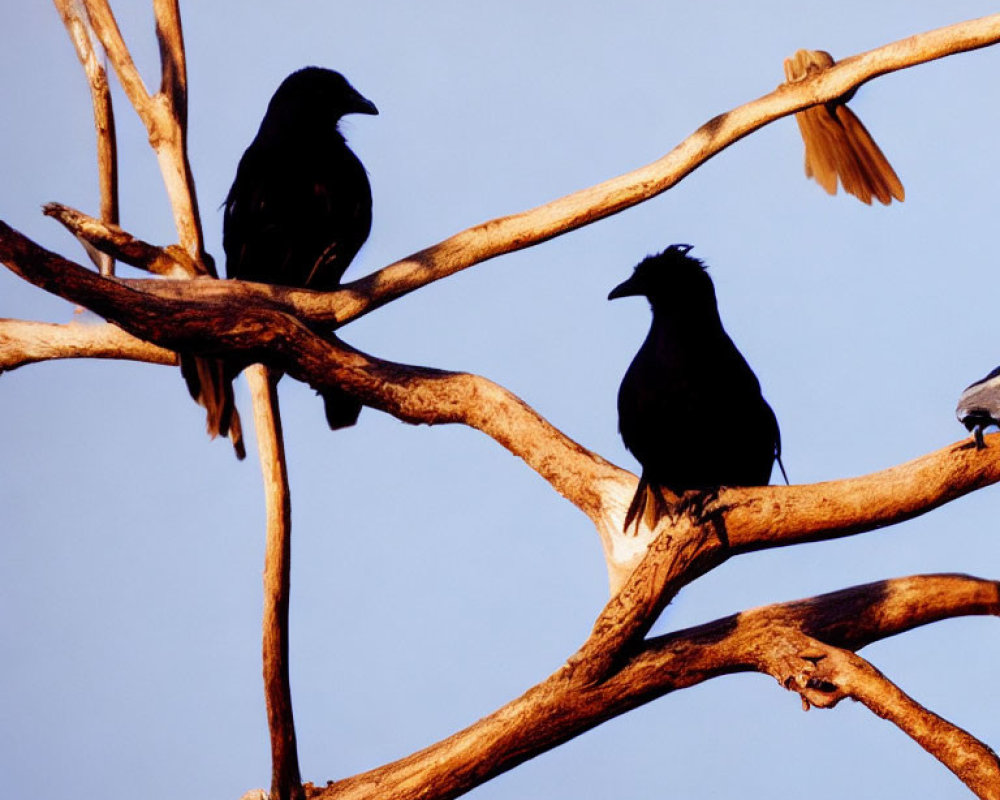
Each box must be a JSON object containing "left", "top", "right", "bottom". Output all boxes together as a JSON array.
[
  {"left": 956, "top": 365, "right": 1000, "bottom": 448},
  {"left": 608, "top": 244, "right": 715, "bottom": 306},
  {"left": 264, "top": 67, "right": 378, "bottom": 129}
]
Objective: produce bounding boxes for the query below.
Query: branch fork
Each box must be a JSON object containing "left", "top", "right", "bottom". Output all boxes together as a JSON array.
[{"left": 6, "top": 7, "right": 1000, "bottom": 799}]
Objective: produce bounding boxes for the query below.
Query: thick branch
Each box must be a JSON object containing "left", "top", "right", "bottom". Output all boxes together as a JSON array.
[
  {"left": 0, "top": 223, "right": 621, "bottom": 521},
  {"left": 717, "top": 442, "right": 1000, "bottom": 552},
  {"left": 5, "top": 225, "right": 1000, "bottom": 584},
  {"left": 311, "top": 574, "right": 999, "bottom": 800}
]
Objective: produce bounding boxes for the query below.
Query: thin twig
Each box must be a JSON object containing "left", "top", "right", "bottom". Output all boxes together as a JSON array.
[
  {"left": 44, "top": 203, "right": 198, "bottom": 277},
  {"left": 79, "top": 0, "right": 153, "bottom": 115},
  {"left": 52, "top": 0, "right": 120, "bottom": 276},
  {"left": 150, "top": 0, "right": 208, "bottom": 266},
  {"left": 81, "top": 0, "right": 210, "bottom": 270}
]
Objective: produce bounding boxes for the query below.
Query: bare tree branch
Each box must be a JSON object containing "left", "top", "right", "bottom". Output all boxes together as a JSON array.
[
  {"left": 282, "top": 14, "right": 1000, "bottom": 328},
  {"left": 753, "top": 639, "right": 1000, "bottom": 800},
  {"left": 149, "top": 0, "right": 208, "bottom": 267},
  {"left": 80, "top": 0, "right": 210, "bottom": 271},
  {"left": 305, "top": 574, "right": 999, "bottom": 800},
  {"left": 839, "top": 653, "right": 1000, "bottom": 800},
  {"left": 8, "top": 9, "right": 1000, "bottom": 797},
  {"left": 44, "top": 202, "right": 198, "bottom": 278},
  {"left": 0, "top": 318, "right": 175, "bottom": 372},
  {"left": 52, "top": 0, "right": 119, "bottom": 277},
  {"left": 35, "top": 15, "right": 1000, "bottom": 333},
  {"left": 152, "top": 0, "right": 187, "bottom": 125},
  {"left": 4, "top": 224, "right": 1000, "bottom": 594},
  {"left": 718, "top": 443, "right": 1000, "bottom": 552},
  {"left": 247, "top": 365, "right": 304, "bottom": 800},
  {"left": 78, "top": 0, "right": 153, "bottom": 115}
]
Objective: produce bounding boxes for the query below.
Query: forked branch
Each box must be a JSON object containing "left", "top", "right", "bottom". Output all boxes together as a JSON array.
[
  {"left": 307, "top": 574, "right": 999, "bottom": 800},
  {"left": 79, "top": 0, "right": 210, "bottom": 269},
  {"left": 7, "top": 11, "right": 1000, "bottom": 799},
  {"left": 3, "top": 224, "right": 1000, "bottom": 590}
]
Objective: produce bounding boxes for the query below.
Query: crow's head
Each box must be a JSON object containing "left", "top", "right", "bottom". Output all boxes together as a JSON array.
[
  {"left": 264, "top": 67, "right": 378, "bottom": 130},
  {"left": 608, "top": 244, "right": 715, "bottom": 307}
]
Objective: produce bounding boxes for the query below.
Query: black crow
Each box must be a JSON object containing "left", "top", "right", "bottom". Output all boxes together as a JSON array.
[
  {"left": 609, "top": 244, "right": 785, "bottom": 532},
  {"left": 784, "top": 49, "right": 904, "bottom": 206},
  {"left": 956, "top": 366, "right": 1000, "bottom": 449},
  {"left": 224, "top": 67, "right": 378, "bottom": 428}
]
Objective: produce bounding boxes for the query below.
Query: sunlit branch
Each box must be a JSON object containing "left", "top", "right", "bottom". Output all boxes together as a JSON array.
[{"left": 53, "top": 0, "right": 120, "bottom": 277}]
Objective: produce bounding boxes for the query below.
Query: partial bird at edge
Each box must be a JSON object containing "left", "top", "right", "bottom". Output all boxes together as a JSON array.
[{"left": 956, "top": 365, "right": 1000, "bottom": 449}]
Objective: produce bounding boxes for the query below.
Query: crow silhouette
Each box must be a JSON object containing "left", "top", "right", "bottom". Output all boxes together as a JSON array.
[
  {"left": 610, "top": 244, "right": 785, "bottom": 532},
  {"left": 224, "top": 67, "right": 378, "bottom": 429}
]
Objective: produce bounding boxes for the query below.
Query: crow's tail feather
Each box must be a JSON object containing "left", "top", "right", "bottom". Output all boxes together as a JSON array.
[
  {"left": 776, "top": 454, "right": 789, "bottom": 485},
  {"left": 623, "top": 475, "right": 646, "bottom": 535},
  {"left": 180, "top": 354, "right": 245, "bottom": 459}
]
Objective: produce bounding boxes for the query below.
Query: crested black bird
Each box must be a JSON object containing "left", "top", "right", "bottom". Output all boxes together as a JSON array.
[
  {"left": 609, "top": 244, "right": 784, "bottom": 532},
  {"left": 956, "top": 366, "right": 1000, "bottom": 449},
  {"left": 224, "top": 66, "right": 378, "bottom": 428}
]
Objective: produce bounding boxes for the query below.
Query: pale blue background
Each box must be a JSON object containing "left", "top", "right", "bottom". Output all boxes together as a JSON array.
[{"left": 3, "top": 2, "right": 1000, "bottom": 798}]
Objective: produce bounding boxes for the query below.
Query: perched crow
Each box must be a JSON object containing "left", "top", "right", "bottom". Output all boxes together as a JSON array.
[
  {"left": 956, "top": 366, "right": 1000, "bottom": 449},
  {"left": 784, "top": 49, "right": 904, "bottom": 206},
  {"left": 609, "top": 244, "right": 785, "bottom": 532},
  {"left": 224, "top": 67, "right": 378, "bottom": 428}
]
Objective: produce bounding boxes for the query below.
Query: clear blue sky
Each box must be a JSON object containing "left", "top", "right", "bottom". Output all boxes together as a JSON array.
[{"left": 3, "top": 2, "right": 1000, "bottom": 798}]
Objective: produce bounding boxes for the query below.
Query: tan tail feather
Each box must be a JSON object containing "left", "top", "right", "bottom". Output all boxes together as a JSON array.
[
  {"left": 797, "top": 108, "right": 840, "bottom": 194},
  {"left": 785, "top": 48, "right": 903, "bottom": 205},
  {"left": 835, "top": 104, "right": 905, "bottom": 204}
]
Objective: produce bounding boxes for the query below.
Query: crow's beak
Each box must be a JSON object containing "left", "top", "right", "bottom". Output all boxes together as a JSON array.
[
  {"left": 608, "top": 275, "right": 641, "bottom": 300},
  {"left": 351, "top": 95, "right": 379, "bottom": 116}
]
